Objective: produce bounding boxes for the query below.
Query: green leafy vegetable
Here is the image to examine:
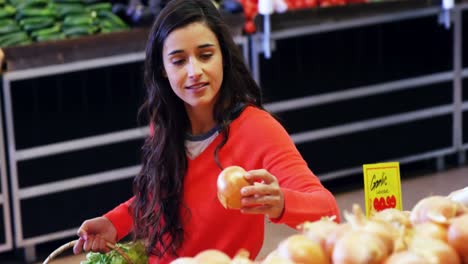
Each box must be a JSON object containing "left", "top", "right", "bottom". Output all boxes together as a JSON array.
[{"left": 80, "top": 241, "right": 148, "bottom": 264}]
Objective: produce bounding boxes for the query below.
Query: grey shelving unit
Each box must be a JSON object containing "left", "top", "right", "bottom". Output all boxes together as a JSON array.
[
  {"left": 252, "top": 1, "right": 466, "bottom": 180},
  {"left": 0, "top": 92, "right": 13, "bottom": 253}
]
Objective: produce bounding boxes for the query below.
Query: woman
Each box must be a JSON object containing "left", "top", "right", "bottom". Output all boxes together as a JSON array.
[{"left": 73, "top": 0, "right": 340, "bottom": 262}]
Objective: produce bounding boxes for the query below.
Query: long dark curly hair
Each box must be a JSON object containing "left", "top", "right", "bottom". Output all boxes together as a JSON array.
[{"left": 131, "top": 0, "right": 263, "bottom": 258}]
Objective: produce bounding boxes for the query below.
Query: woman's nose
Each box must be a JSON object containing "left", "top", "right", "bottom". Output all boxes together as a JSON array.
[{"left": 187, "top": 58, "right": 202, "bottom": 79}]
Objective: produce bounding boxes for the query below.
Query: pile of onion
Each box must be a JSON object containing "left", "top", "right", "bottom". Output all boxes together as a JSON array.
[
  {"left": 172, "top": 194, "right": 468, "bottom": 264},
  {"left": 331, "top": 204, "right": 397, "bottom": 264},
  {"left": 276, "top": 234, "right": 329, "bottom": 264},
  {"left": 299, "top": 216, "right": 339, "bottom": 254},
  {"left": 410, "top": 196, "right": 467, "bottom": 225},
  {"left": 217, "top": 166, "right": 252, "bottom": 209},
  {"left": 372, "top": 208, "right": 411, "bottom": 229}
]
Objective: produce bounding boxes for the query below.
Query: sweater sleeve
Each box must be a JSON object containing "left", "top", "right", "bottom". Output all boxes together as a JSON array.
[
  {"left": 103, "top": 197, "right": 135, "bottom": 241},
  {"left": 240, "top": 109, "right": 341, "bottom": 227}
]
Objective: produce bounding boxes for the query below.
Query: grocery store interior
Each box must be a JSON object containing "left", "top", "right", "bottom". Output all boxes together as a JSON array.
[{"left": 1, "top": 0, "right": 468, "bottom": 263}]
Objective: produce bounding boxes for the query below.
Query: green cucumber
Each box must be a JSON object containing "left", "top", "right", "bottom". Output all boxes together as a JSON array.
[
  {"left": 31, "top": 23, "right": 61, "bottom": 37},
  {"left": 0, "top": 22, "right": 20, "bottom": 34},
  {"left": 85, "top": 2, "right": 111, "bottom": 12},
  {"left": 99, "top": 19, "right": 127, "bottom": 30},
  {"left": 16, "top": 7, "right": 57, "bottom": 19},
  {"left": 16, "top": 0, "right": 49, "bottom": 10},
  {"left": 97, "top": 10, "right": 126, "bottom": 28},
  {"left": 0, "top": 19, "right": 16, "bottom": 27},
  {"left": 55, "top": 3, "right": 85, "bottom": 17},
  {"left": 20, "top": 16, "right": 55, "bottom": 31},
  {"left": 0, "top": 5, "right": 16, "bottom": 19},
  {"left": 36, "top": 32, "right": 65, "bottom": 41},
  {"left": 63, "top": 24, "right": 97, "bottom": 36},
  {"left": 63, "top": 14, "right": 94, "bottom": 27},
  {"left": 0, "top": 31, "right": 29, "bottom": 47}
]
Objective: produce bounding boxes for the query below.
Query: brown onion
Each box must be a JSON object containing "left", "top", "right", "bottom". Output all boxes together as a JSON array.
[
  {"left": 217, "top": 166, "right": 251, "bottom": 209},
  {"left": 324, "top": 223, "right": 351, "bottom": 258},
  {"left": 413, "top": 222, "right": 448, "bottom": 242},
  {"left": 345, "top": 204, "right": 397, "bottom": 255},
  {"left": 332, "top": 230, "right": 389, "bottom": 264},
  {"left": 384, "top": 251, "right": 427, "bottom": 264},
  {"left": 372, "top": 208, "right": 412, "bottom": 229},
  {"left": 410, "top": 196, "right": 467, "bottom": 225},
  {"left": 277, "top": 234, "right": 329, "bottom": 264},
  {"left": 447, "top": 214, "right": 468, "bottom": 262},
  {"left": 409, "top": 236, "right": 461, "bottom": 264},
  {"left": 194, "top": 249, "right": 231, "bottom": 264},
  {"left": 299, "top": 217, "right": 339, "bottom": 252}
]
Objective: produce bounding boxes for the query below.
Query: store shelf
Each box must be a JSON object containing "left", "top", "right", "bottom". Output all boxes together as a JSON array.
[
  {"left": 1, "top": 11, "right": 245, "bottom": 72},
  {"left": 251, "top": 0, "right": 463, "bottom": 179},
  {"left": 258, "top": 0, "right": 439, "bottom": 35}
]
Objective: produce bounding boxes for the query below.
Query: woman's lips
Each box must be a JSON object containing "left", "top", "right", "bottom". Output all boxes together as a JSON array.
[{"left": 186, "top": 82, "right": 208, "bottom": 89}]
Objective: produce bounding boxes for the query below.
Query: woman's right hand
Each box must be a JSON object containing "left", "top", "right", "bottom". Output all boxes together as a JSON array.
[{"left": 73, "top": 216, "right": 117, "bottom": 255}]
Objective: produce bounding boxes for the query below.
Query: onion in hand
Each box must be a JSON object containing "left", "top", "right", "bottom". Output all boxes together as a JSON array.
[{"left": 217, "top": 166, "right": 252, "bottom": 209}]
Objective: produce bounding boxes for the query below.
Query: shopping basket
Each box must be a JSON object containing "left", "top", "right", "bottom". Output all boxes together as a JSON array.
[{"left": 42, "top": 239, "right": 134, "bottom": 264}]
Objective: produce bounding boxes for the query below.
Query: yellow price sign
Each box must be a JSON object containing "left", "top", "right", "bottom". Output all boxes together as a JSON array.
[{"left": 363, "top": 162, "right": 403, "bottom": 217}]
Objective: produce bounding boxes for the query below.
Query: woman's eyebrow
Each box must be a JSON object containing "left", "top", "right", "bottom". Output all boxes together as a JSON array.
[
  {"left": 167, "top": 43, "right": 215, "bottom": 56},
  {"left": 198, "top": 43, "right": 215, "bottom": 49},
  {"left": 168, "top": 49, "right": 184, "bottom": 56}
]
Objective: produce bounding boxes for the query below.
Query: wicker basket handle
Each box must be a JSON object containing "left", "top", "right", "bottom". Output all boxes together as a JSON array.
[{"left": 42, "top": 239, "right": 134, "bottom": 264}]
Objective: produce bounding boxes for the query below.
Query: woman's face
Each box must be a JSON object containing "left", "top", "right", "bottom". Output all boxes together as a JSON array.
[{"left": 162, "top": 22, "right": 223, "bottom": 112}]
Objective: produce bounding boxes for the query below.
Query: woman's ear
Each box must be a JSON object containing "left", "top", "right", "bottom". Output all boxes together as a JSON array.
[{"left": 162, "top": 68, "right": 167, "bottom": 78}]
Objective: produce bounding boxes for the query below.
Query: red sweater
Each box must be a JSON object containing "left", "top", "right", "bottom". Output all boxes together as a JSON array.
[{"left": 104, "top": 106, "right": 340, "bottom": 263}]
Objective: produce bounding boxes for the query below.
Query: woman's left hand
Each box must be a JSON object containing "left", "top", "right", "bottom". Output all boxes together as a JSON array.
[{"left": 240, "top": 169, "right": 285, "bottom": 219}]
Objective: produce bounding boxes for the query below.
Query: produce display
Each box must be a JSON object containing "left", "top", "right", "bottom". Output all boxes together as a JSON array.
[
  {"left": 80, "top": 241, "right": 148, "bottom": 264},
  {"left": 238, "top": 0, "right": 411, "bottom": 34},
  {"left": 174, "top": 186, "right": 468, "bottom": 263},
  {"left": 0, "top": 0, "right": 128, "bottom": 47}
]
